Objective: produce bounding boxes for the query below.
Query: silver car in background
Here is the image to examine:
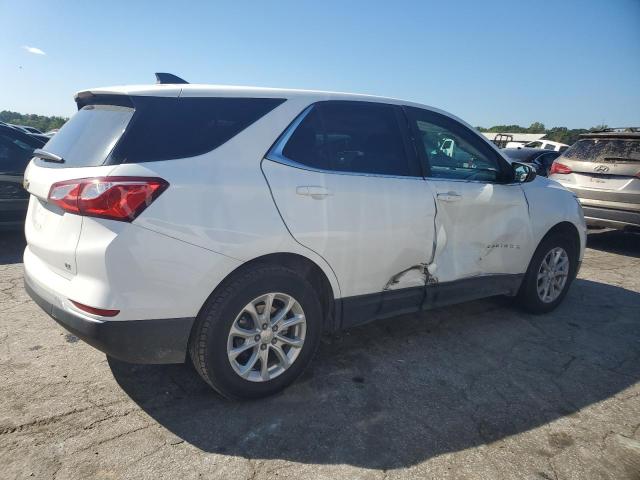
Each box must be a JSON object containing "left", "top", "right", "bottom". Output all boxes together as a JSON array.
[{"left": 549, "top": 128, "right": 640, "bottom": 231}]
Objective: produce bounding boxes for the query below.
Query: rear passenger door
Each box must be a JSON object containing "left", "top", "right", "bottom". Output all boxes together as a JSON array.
[{"left": 262, "top": 101, "right": 436, "bottom": 320}]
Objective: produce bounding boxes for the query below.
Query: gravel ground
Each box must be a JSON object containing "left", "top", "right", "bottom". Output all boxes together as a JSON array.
[{"left": 1, "top": 230, "right": 639, "bottom": 480}]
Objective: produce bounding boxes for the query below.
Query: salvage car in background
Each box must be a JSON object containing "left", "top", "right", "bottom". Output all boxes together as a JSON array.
[
  {"left": 0, "top": 124, "right": 46, "bottom": 228},
  {"left": 549, "top": 128, "right": 640, "bottom": 231},
  {"left": 23, "top": 74, "right": 586, "bottom": 399},
  {"left": 503, "top": 148, "right": 561, "bottom": 176}
]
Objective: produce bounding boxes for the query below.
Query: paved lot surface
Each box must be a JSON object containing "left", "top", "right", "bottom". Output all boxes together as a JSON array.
[{"left": 1, "top": 230, "right": 639, "bottom": 480}]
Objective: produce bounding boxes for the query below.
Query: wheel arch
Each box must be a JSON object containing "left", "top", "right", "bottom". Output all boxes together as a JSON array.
[
  {"left": 198, "top": 252, "right": 339, "bottom": 333},
  {"left": 541, "top": 221, "right": 582, "bottom": 257}
]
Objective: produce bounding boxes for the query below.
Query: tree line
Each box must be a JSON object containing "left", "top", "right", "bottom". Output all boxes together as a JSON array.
[
  {"left": 0, "top": 110, "right": 68, "bottom": 133},
  {"left": 476, "top": 122, "right": 608, "bottom": 145}
]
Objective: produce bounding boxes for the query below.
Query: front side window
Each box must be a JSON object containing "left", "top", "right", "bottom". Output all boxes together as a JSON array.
[
  {"left": 406, "top": 107, "right": 507, "bottom": 182},
  {"left": 281, "top": 101, "right": 415, "bottom": 176}
]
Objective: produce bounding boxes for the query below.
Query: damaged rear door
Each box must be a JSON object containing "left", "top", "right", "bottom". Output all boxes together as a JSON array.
[
  {"left": 406, "top": 107, "right": 533, "bottom": 289},
  {"left": 263, "top": 100, "right": 437, "bottom": 325}
]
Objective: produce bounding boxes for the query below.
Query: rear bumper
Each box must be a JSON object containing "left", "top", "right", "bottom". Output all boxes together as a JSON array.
[
  {"left": 582, "top": 205, "right": 640, "bottom": 230},
  {"left": 24, "top": 271, "right": 194, "bottom": 364}
]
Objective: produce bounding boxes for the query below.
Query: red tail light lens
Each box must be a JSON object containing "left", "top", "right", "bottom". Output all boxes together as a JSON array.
[
  {"left": 549, "top": 162, "right": 572, "bottom": 175},
  {"left": 48, "top": 177, "right": 169, "bottom": 222},
  {"left": 70, "top": 300, "right": 120, "bottom": 317}
]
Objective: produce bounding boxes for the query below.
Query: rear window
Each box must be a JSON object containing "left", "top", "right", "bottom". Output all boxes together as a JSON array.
[
  {"left": 38, "top": 96, "right": 285, "bottom": 168},
  {"left": 37, "top": 105, "right": 134, "bottom": 168},
  {"left": 562, "top": 138, "right": 640, "bottom": 162}
]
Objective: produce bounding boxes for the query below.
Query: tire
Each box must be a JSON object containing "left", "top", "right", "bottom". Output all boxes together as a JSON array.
[
  {"left": 189, "top": 264, "right": 322, "bottom": 399},
  {"left": 517, "top": 232, "right": 578, "bottom": 314}
]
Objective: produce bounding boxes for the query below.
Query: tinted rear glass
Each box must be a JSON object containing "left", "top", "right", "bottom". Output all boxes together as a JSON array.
[
  {"left": 112, "top": 96, "right": 285, "bottom": 163},
  {"left": 37, "top": 96, "right": 285, "bottom": 168},
  {"left": 282, "top": 101, "right": 414, "bottom": 176},
  {"left": 37, "top": 105, "right": 134, "bottom": 168},
  {"left": 562, "top": 138, "right": 640, "bottom": 162}
]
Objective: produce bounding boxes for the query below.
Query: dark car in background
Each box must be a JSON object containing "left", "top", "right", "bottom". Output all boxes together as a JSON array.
[
  {"left": 502, "top": 148, "right": 561, "bottom": 176},
  {"left": 0, "top": 124, "right": 46, "bottom": 229},
  {"left": 549, "top": 128, "right": 640, "bottom": 231}
]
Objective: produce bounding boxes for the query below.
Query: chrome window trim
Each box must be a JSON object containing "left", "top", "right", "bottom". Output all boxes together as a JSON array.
[{"left": 265, "top": 103, "right": 423, "bottom": 180}]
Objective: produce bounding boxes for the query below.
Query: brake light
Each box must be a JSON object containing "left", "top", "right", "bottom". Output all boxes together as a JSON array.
[
  {"left": 70, "top": 300, "right": 120, "bottom": 317},
  {"left": 48, "top": 177, "right": 169, "bottom": 222},
  {"left": 549, "top": 162, "right": 572, "bottom": 175}
]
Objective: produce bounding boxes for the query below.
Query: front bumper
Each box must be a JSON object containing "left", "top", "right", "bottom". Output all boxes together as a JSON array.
[{"left": 24, "top": 271, "right": 194, "bottom": 364}]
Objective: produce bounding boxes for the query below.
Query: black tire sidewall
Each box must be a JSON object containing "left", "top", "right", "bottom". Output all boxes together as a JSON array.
[
  {"left": 199, "top": 267, "right": 322, "bottom": 399},
  {"left": 519, "top": 234, "right": 578, "bottom": 313}
]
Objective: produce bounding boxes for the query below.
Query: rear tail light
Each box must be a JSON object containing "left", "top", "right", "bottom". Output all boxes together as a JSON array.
[
  {"left": 70, "top": 300, "right": 119, "bottom": 317},
  {"left": 48, "top": 177, "right": 168, "bottom": 222},
  {"left": 549, "top": 162, "right": 572, "bottom": 175}
]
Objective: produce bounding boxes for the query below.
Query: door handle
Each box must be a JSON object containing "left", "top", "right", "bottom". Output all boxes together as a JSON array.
[
  {"left": 437, "top": 192, "right": 462, "bottom": 202},
  {"left": 296, "top": 186, "right": 332, "bottom": 199}
]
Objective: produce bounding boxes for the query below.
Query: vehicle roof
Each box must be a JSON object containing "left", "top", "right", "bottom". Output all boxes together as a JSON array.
[
  {"left": 0, "top": 124, "right": 46, "bottom": 147},
  {"left": 73, "top": 81, "right": 509, "bottom": 160},
  {"left": 76, "top": 83, "right": 437, "bottom": 111}
]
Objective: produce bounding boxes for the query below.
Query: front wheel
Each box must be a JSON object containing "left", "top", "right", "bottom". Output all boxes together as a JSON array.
[
  {"left": 517, "top": 233, "right": 578, "bottom": 314},
  {"left": 189, "top": 264, "right": 322, "bottom": 399}
]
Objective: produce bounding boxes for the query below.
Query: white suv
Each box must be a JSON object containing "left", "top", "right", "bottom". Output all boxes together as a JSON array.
[{"left": 23, "top": 74, "right": 586, "bottom": 399}]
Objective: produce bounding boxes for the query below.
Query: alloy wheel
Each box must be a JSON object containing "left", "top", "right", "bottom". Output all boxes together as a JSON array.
[{"left": 227, "top": 293, "right": 306, "bottom": 382}]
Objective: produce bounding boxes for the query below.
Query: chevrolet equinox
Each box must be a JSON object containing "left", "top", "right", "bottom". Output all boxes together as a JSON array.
[{"left": 24, "top": 74, "right": 586, "bottom": 399}]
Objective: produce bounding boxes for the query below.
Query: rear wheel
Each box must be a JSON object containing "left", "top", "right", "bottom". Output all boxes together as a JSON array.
[
  {"left": 189, "top": 264, "right": 322, "bottom": 399},
  {"left": 517, "top": 233, "right": 578, "bottom": 313}
]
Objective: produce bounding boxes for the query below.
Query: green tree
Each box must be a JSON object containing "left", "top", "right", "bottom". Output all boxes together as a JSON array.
[
  {"left": 527, "top": 122, "right": 545, "bottom": 133},
  {"left": 0, "top": 110, "right": 67, "bottom": 133}
]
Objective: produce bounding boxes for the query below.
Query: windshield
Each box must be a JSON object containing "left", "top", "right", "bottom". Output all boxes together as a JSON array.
[
  {"left": 37, "top": 104, "right": 134, "bottom": 168},
  {"left": 562, "top": 138, "right": 640, "bottom": 162}
]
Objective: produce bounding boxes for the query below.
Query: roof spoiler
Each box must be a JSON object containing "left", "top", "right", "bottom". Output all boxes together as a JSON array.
[{"left": 155, "top": 72, "right": 189, "bottom": 85}]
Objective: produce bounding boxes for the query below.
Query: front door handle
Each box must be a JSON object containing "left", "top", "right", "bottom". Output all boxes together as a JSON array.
[
  {"left": 437, "top": 192, "right": 462, "bottom": 202},
  {"left": 296, "top": 186, "right": 333, "bottom": 199}
]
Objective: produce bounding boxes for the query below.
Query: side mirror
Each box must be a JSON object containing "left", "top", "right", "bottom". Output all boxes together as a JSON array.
[{"left": 512, "top": 162, "right": 537, "bottom": 183}]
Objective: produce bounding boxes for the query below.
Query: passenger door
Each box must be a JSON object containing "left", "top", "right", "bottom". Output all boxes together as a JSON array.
[
  {"left": 262, "top": 101, "right": 436, "bottom": 323},
  {"left": 405, "top": 107, "right": 533, "bottom": 284}
]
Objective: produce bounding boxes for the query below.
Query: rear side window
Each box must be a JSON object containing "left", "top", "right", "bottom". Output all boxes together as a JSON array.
[
  {"left": 281, "top": 101, "right": 415, "bottom": 176},
  {"left": 112, "top": 97, "right": 285, "bottom": 163}
]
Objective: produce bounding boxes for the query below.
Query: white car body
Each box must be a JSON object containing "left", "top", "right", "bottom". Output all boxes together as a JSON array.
[
  {"left": 23, "top": 79, "right": 586, "bottom": 374},
  {"left": 524, "top": 140, "right": 569, "bottom": 152}
]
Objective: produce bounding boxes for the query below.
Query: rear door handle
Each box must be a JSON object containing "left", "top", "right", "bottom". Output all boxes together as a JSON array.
[
  {"left": 437, "top": 192, "right": 462, "bottom": 202},
  {"left": 296, "top": 186, "right": 332, "bottom": 199}
]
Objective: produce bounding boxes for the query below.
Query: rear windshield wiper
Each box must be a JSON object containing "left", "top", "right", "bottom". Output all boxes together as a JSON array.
[{"left": 32, "top": 149, "right": 65, "bottom": 163}]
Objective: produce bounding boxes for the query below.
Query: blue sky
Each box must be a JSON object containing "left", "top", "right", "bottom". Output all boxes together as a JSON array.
[{"left": 0, "top": 0, "right": 638, "bottom": 128}]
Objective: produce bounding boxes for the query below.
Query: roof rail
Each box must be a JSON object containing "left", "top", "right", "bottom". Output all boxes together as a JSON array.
[{"left": 155, "top": 72, "right": 189, "bottom": 85}]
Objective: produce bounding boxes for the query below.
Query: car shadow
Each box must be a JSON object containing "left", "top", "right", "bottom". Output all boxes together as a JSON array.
[
  {"left": 587, "top": 229, "right": 640, "bottom": 258},
  {"left": 109, "top": 278, "right": 640, "bottom": 470},
  {"left": 0, "top": 230, "right": 26, "bottom": 265}
]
